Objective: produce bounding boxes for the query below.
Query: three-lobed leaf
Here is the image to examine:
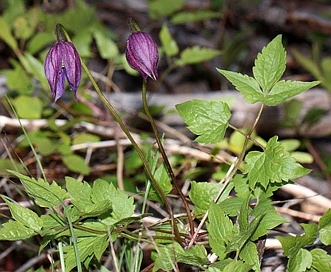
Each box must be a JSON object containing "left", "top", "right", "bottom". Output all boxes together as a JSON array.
[
  {"left": 176, "top": 99, "right": 231, "bottom": 144},
  {"left": 245, "top": 136, "right": 310, "bottom": 189}
]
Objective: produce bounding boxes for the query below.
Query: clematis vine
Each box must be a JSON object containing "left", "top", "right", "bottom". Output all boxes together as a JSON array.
[
  {"left": 44, "top": 40, "right": 82, "bottom": 102},
  {"left": 125, "top": 24, "right": 159, "bottom": 81}
]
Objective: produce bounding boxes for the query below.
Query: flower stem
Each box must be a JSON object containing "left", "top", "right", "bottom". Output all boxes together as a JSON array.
[{"left": 141, "top": 81, "right": 194, "bottom": 238}]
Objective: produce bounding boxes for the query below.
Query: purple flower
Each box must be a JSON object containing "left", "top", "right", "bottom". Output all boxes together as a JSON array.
[
  {"left": 44, "top": 41, "right": 81, "bottom": 102},
  {"left": 125, "top": 31, "right": 159, "bottom": 81}
]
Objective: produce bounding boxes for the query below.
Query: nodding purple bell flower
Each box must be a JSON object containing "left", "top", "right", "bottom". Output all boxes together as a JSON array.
[
  {"left": 44, "top": 41, "right": 81, "bottom": 102},
  {"left": 125, "top": 31, "right": 159, "bottom": 81}
]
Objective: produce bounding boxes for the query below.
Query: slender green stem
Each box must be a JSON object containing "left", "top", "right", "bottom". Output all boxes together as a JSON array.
[{"left": 141, "top": 81, "right": 194, "bottom": 238}]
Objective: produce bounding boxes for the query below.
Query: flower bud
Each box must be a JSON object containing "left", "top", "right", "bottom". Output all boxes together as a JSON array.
[
  {"left": 44, "top": 41, "right": 81, "bottom": 102},
  {"left": 125, "top": 31, "right": 159, "bottom": 81}
]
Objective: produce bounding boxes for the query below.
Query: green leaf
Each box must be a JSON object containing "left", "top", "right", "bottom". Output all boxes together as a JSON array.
[
  {"left": 252, "top": 35, "right": 286, "bottom": 92},
  {"left": 2, "top": 197, "right": 42, "bottom": 232},
  {"left": 277, "top": 223, "right": 318, "bottom": 257},
  {"left": 287, "top": 248, "right": 312, "bottom": 272},
  {"left": 159, "top": 23, "right": 179, "bottom": 57},
  {"left": 72, "top": 133, "right": 100, "bottom": 145},
  {"left": 12, "top": 95, "right": 43, "bottom": 119},
  {"left": 319, "top": 209, "right": 331, "bottom": 245},
  {"left": 226, "top": 214, "right": 264, "bottom": 254},
  {"left": 176, "top": 99, "right": 231, "bottom": 144},
  {"left": 250, "top": 201, "right": 287, "bottom": 240},
  {"left": 217, "top": 69, "right": 264, "bottom": 104},
  {"left": 62, "top": 154, "right": 90, "bottom": 175},
  {"left": 27, "top": 32, "right": 54, "bottom": 55},
  {"left": 245, "top": 136, "right": 310, "bottom": 189},
  {"left": 5, "top": 64, "right": 33, "bottom": 94},
  {"left": 19, "top": 53, "right": 48, "bottom": 89},
  {"left": 8, "top": 170, "right": 68, "bottom": 208},
  {"left": 66, "top": 177, "right": 93, "bottom": 211},
  {"left": 93, "top": 30, "right": 119, "bottom": 59},
  {"left": 40, "top": 214, "right": 66, "bottom": 236},
  {"left": 189, "top": 181, "right": 233, "bottom": 215},
  {"left": 148, "top": 0, "right": 186, "bottom": 19},
  {"left": 207, "top": 203, "right": 235, "bottom": 259},
  {"left": 177, "top": 245, "right": 209, "bottom": 266},
  {"left": 93, "top": 235, "right": 109, "bottom": 260},
  {"left": 176, "top": 46, "right": 221, "bottom": 66},
  {"left": 311, "top": 248, "right": 331, "bottom": 271},
  {"left": 35, "top": 137, "right": 58, "bottom": 156},
  {"left": 0, "top": 16, "right": 18, "bottom": 50},
  {"left": 222, "top": 260, "right": 252, "bottom": 272},
  {"left": 153, "top": 244, "right": 177, "bottom": 272},
  {"left": 0, "top": 158, "right": 26, "bottom": 175},
  {"left": 148, "top": 164, "right": 172, "bottom": 203},
  {"left": 239, "top": 241, "right": 261, "bottom": 272},
  {"left": 64, "top": 237, "right": 96, "bottom": 272},
  {"left": 171, "top": 10, "right": 220, "bottom": 24},
  {"left": 263, "top": 80, "right": 320, "bottom": 106},
  {"left": 91, "top": 178, "right": 135, "bottom": 225},
  {"left": 0, "top": 220, "right": 35, "bottom": 240}
]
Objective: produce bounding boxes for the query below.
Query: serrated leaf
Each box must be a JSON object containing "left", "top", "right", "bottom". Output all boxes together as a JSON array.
[
  {"left": 277, "top": 223, "right": 318, "bottom": 257},
  {"left": 176, "top": 99, "right": 231, "bottom": 144},
  {"left": 8, "top": 170, "right": 67, "bottom": 208},
  {"left": 92, "top": 178, "right": 135, "bottom": 225},
  {"left": 177, "top": 245, "right": 209, "bottom": 266},
  {"left": 189, "top": 181, "right": 233, "bottom": 215},
  {"left": 226, "top": 214, "right": 264, "bottom": 254},
  {"left": 0, "top": 220, "right": 35, "bottom": 240},
  {"left": 91, "top": 178, "right": 112, "bottom": 203},
  {"left": 176, "top": 46, "right": 221, "bottom": 66},
  {"left": 64, "top": 237, "right": 96, "bottom": 272},
  {"left": 245, "top": 136, "right": 310, "bottom": 189},
  {"left": 252, "top": 35, "right": 286, "bottom": 92},
  {"left": 66, "top": 177, "right": 93, "bottom": 211},
  {"left": 62, "top": 154, "right": 90, "bottom": 175},
  {"left": 287, "top": 248, "right": 312, "bottom": 272},
  {"left": 311, "top": 248, "right": 331, "bottom": 271},
  {"left": 319, "top": 209, "right": 331, "bottom": 245},
  {"left": 239, "top": 241, "right": 261, "bottom": 272},
  {"left": 217, "top": 69, "right": 264, "bottom": 104},
  {"left": 3, "top": 197, "right": 42, "bottom": 232},
  {"left": 263, "top": 80, "right": 320, "bottom": 106},
  {"left": 250, "top": 200, "right": 287, "bottom": 240},
  {"left": 207, "top": 203, "right": 235, "bottom": 259},
  {"left": 159, "top": 23, "right": 179, "bottom": 57}
]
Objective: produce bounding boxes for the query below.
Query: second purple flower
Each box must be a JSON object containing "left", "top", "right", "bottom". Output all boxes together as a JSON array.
[
  {"left": 125, "top": 31, "right": 159, "bottom": 81},
  {"left": 44, "top": 41, "right": 82, "bottom": 102}
]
